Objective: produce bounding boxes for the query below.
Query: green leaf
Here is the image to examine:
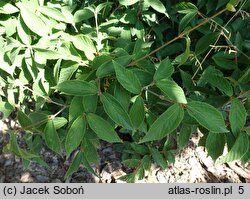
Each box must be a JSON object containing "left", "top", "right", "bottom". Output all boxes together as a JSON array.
[
  {"left": 0, "top": 100, "right": 14, "bottom": 120},
  {"left": 17, "top": 16, "right": 31, "bottom": 45},
  {"left": 44, "top": 120, "right": 62, "bottom": 154},
  {"left": 195, "top": 32, "right": 219, "bottom": 55},
  {"left": 82, "top": 95, "right": 98, "bottom": 113},
  {"left": 74, "top": 8, "right": 94, "bottom": 23},
  {"left": 53, "top": 117, "right": 68, "bottom": 129},
  {"left": 145, "top": 0, "right": 169, "bottom": 17},
  {"left": 119, "top": 0, "right": 139, "bottom": 6},
  {"left": 150, "top": 148, "right": 167, "bottom": 169},
  {"left": 34, "top": 48, "right": 62, "bottom": 60},
  {"left": 0, "top": 2, "right": 19, "bottom": 14},
  {"left": 179, "top": 11, "right": 197, "bottom": 33},
  {"left": 129, "top": 96, "right": 145, "bottom": 129},
  {"left": 156, "top": 79, "right": 187, "bottom": 104},
  {"left": 69, "top": 97, "right": 84, "bottom": 122},
  {"left": 141, "top": 104, "right": 184, "bottom": 142},
  {"left": 17, "top": 110, "right": 33, "bottom": 130},
  {"left": 28, "top": 112, "right": 48, "bottom": 132},
  {"left": 19, "top": 4, "right": 48, "bottom": 37},
  {"left": 56, "top": 80, "right": 98, "bottom": 96},
  {"left": 65, "top": 116, "right": 86, "bottom": 156},
  {"left": 187, "top": 101, "right": 228, "bottom": 133},
  {"left": 122, "top": 159, "right": 141, "bottom": 168},
  {"left": 82, "top": 139, "right": 99, "bottom": 164},
  {"left": 154, "top": 58, "right": 174, "bottom": 81},
  {"left": 64, "top": 152, "right": 83, "bottom": 179},
  {"left": 229, "top": 98, "right": 247, "bottom": 137},
  {"left": 206, "top": 133, "right": 225, "bottom": 161},
  {"left": 113, "top": 61, "right": 141, "bottom": 94},
  {"left": 178, "top": 124, "right": 192, "bottom": 148},
  {"left": 130, "top": 143, "right": 149, "bottom": 155},
  {"left": 9, "top": 131, "right": 21, "bottom": 156},
  {"left": 212, "top": 52, "right": 237, "bottom": 70},
  {"left": 71, "top": 35, "right": 96, "bottom": 60},
  {"left": 82, "top": 153, "right": 98, "bottom": 177},
  {"left": 216, "top": 132, "right": 249, "bottom": 164},
  {"left": 38, "top": 6, "right": 68, "bottom": 23},
  {"left": 87, "top": 113, "right": 122, "bottom": 143},
  {"left": 100, "top": 93, "right": 133, "bottom": 130},
  {"left": 142, "top": 155, "right": 151, "bottom": 171}
]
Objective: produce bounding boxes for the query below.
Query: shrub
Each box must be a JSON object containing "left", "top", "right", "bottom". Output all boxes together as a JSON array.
[{"left": 0, "top": 0, "right": 249, "bottom": 182}]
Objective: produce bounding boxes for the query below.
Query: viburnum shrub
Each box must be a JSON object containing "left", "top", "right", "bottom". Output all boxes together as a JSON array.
[{"left": 0, "top": 0, "right": 249, "bottom": 182}]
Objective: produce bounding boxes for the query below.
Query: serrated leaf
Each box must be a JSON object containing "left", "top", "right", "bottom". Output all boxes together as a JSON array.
[
  {"left": 100, "top": 93, "right": 133, "bottom": 129},
  {"left": 19, "top": 5, "right": 48, "bottom": 37},
  {"left": 195, "top": 32, "right": 219, "bottom": 55},
  {"left": 156, "top": 79, "right": 187, "bottom": 104},
  {"left": 145, "top": 0, "right": 169, "bottom": 17},
  {"left": 150, "top": 148, "right": 167, "bottom": 169},
  {"left": 65, "top": 116, "right": 86, "bottom": 156},
  {"left": 141, "top": 104, "right": 184, "bottom": 142},
  {"left": 187, "top": 101, "right": 228, "bottom": 133},
  {"left": 17, "top": 110, "right": 33, "bottom": 130},
  {"left": 178, "top": 124, "right": 192, "bottom": 148},
  {"left": 119, "top": 0, "right": 139, "bottom": 6},
  {"left": 113, "top": 61, "right": 141, "bottom": 94},
  {"left": 56, "top": 80, "right": 98, "bottom": 96},
  {"left": 87, "top": 113, "right": 122, "bottom": 143},
  {"left": 206, "top": 133, "right": 225, "bottom": 161},
  {"left": 179, "top": 11, "right": 197, "bottom": 33},
  {"left": 82, "top": 153, "right": 98, "bottom": 177},
  {"left": 122, "top": 159, "right": 141, "bottom": 168},
  {"left": 74, "top": 8, "right": 94, "bottom": 23},
  {"left": 212, "top": 52, "right": 237, "bottom": 69},
  {"left": 229, "top": 98, "right": 247, "bottom": 137},
  {"left": 130, "top": 143, "right": 149, "bottom": 155},
  {"left": 129, "top": 96, "right": 145, "bottom": 129},
  {"left": 82, "top": 139, "right": 99, "bottom": 164},
  {"left": 119, "top": 173, "right": 135, "bottom": 183},
  {"left": 53, "top": 117, "right": 68, "bottom": 129},
  {"left": 64, "top": 152, "right": 83, "bottom": 179},
  {"left": 142, "top": 155, "right": 151, "bottom": 171},
  {"left": 44, "top": 120, "right": 62, "bottom": 154},
  {"left": 154, "top": 58, "right": 174, "bottom": 81},
  {"left": 71, "top": 35, "right": 96, "bottom": 60},
  {"left": 82, "top": 95, "right": 98, "bottom": 113},
  {"left": 216, "top": 132, "right": 249, "bottom": 164},
  {"left": 38, "top": 6, "right": 68, "bottom": 23},
  {"left": 34, "top": 48, "right": 62, "bottom": 60}
]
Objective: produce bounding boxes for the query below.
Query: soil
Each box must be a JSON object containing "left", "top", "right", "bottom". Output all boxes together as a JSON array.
[{"left": 0, "top": 118, "right": 250, "bottom": 183}]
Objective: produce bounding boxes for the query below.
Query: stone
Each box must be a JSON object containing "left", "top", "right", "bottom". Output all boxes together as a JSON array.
[
  {"left": 20, "top": 172, "right": 34, "bottom": 183},
  {"left": 36, "top": 175, "right": 50, "bottom": 183}
]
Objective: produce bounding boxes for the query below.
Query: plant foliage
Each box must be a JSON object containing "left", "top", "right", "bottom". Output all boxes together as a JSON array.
[{"left": 0, "top": 0, "right": 249, "bottom": 182}]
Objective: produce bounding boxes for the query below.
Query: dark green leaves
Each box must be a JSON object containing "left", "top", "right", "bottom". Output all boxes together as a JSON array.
[
  {"left": 129, "top": 96, "right": 145, "bottom": 129},
  {"left": 195, "top": 32, "right": 219, "bottom": 55},
  {"left": 150, "top": 148, "right": 167, "bottom": 169},
  {"left": 206, "top": 133, "right": 225, "bottom": 161},
  {"left": 86, "top": 113, "right": 122, "bottom": 143},
  {"left": 44, "top": 120, "right": 62, "bottom": 154},
  {"left": 212, "top": 52, "right": 237, "bottom": 69},
  {"left": 113, "top": 61, "right": 141, "bottom": 94},
  {"left": 156, "top": 79, "right": 187, "bottom": 104},
  {"left": 56, "top": 80, "right": 98, "bottom": 96},
  {"left": 187, "top": 101, "right": 228, "bottom": 133},
  {"left": 216, "top": 132, "right": 249, "bottom": 164},
  {"left": 141, "top": 104, "right": 184, "bottom": 142},
  {"left": 65, "top": 116, "right": 86, "bottom": 156},
  {"left": 100, "top": 93, "right": 132, "bottom": 129},
  {"left": 65, "top": 152, "right": 83, "bottom": 179},
  {"left": 153, "top": 58, "right": 174, "bottom": 81},
  {"left": 229, "top": 98, "right": 247, "bottom": 137}
]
